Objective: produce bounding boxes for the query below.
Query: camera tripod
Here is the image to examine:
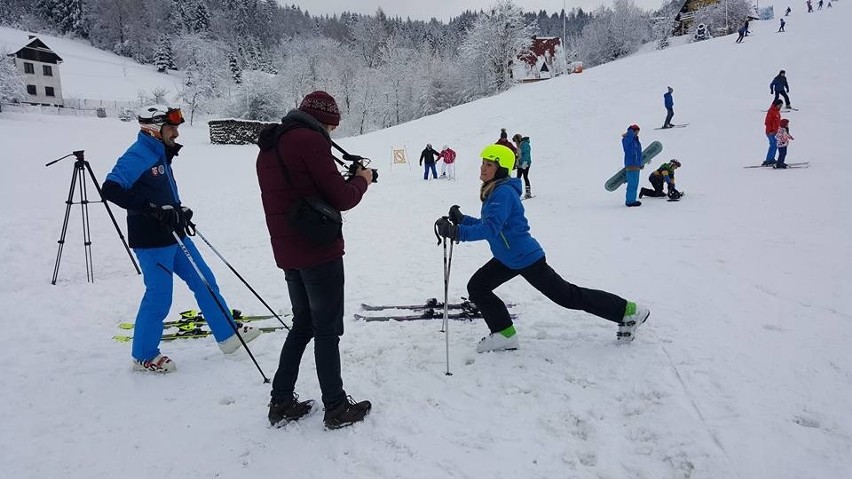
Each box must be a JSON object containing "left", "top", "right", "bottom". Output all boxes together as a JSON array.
[{"left": 46, "top": 150, "right": 140, "bottom": 284}]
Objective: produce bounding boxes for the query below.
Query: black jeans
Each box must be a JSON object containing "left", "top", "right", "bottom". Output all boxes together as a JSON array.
[
  {"left": 271, "top": 257, "right": 346, "bottom": 409},
  {"left": 516, "top": 167, "right": 531, "bottom": 188},
  {"left": 774, "top": 90, "right": 790, "bottom": 107},
  {"left": 664, "top": 108, "right": 674, "bottom": 126},
  {"left": 467, "top": 257, "right": 627, "bottom": 333}
]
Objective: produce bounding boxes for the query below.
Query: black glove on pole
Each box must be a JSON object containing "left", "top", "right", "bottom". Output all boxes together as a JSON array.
[{"left": 448, "top": 205, "right": 463, "bottom": 225}]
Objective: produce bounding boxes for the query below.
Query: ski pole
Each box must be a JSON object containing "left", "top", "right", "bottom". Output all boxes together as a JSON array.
[
  {"left": 443, "top": 238, "right": 454, "bottom": 377},
  {"left": 171, "top": 231, "right": 270, "bottom": 383},
  {"left": 190, "top": 224, "right": 290, "bottom": 331}
]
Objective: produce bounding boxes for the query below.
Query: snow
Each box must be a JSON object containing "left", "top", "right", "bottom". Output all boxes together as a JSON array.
[{"left": 1, "top": 7, "right": 850, "bottom": 479}]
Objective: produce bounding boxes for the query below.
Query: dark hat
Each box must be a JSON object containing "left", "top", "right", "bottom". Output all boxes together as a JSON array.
[
  {"left": 500, "top": 128, "right": 508, "bottom": 139},
  {"left": 299, "top": 90, "right": 340, "bottom": 126},
  {"left": 629, "top": 124, "right": 640, "bottom": 131}
]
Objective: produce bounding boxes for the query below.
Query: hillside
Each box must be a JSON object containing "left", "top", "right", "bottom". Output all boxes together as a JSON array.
[{"left": 0, "top": 5, "right": 850, "bottom": 479}]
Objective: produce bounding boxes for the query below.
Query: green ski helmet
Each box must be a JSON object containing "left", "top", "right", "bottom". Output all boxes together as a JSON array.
[{"left": 480, "top": 144, "right": 516, "bottom": 171}]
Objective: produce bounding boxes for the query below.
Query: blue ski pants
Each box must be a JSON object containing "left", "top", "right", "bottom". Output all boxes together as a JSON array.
[
  {"left": 766, "top": 133, "right": 778, "bottom": 162},
  {"left": 625, "top": 170, "right": 640, "bottom": 204},
  {"left": 132, "top": 237, "right": 235, "bottom": 361}
]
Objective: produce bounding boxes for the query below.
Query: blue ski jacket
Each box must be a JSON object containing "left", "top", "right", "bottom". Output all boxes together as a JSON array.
[
  {"left": 103, "top": 131, "right": 184, "bottom": 248},
  {"left": 664, "top": 91, "right": 674, "bottom": 109},
  {"left": 457, "top": 178, "right": 544, "bottom": 269},
  {"left": 622, "top": 128, "right": 643, "bottom": 168}
]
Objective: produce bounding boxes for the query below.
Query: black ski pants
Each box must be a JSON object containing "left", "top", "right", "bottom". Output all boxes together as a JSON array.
[
  {"left": 664, "top": 107, "right": 674, "bottom": 127},
  {"left": 774, "top": 90, "right": 790, "bottom": 107},
  {"left": 467, "top": 257, "right": 627, "bottom": 333},
  {"left": 516, "top": 166, "right": 531, "bottom": 189},
  {"left": 641, "top": 174, "right": 667, "bottom": 197},
  {"left": 272, "top": 257, "right": 347, "bottom": 409}
]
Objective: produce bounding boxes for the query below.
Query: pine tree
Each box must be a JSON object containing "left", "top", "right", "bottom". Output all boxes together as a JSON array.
[
  {"left": 228, "top": 51, "right": 242, "bottom": 84},
  {"left": 154, "top": 35, "right": 176, "bottom": 73}
]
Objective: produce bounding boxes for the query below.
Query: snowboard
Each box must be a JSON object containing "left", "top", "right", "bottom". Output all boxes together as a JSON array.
[
  {"left": 604, "top": 141, "right": 663, "bottom": 192},
  {"left": 653, "top": 124, "right": 689, "bottom": 130}
]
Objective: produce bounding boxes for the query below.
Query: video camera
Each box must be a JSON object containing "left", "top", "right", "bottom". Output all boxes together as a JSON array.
[{"left": 342, "top": 153, "right": 379, "bottom": 184}]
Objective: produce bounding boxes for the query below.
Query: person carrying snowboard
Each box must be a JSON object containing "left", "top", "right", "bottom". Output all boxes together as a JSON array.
[
  {"left": 512, "top": 133, "right": 533, "bottom": 199},
  {"left": 662, "top": 86, "right": 675, "bottom": 128},
  {"left": 640, "top": 159, "right": 682, "bottom": 199},
  {"left": 433, "top": 144, "right": 650, "bottom": 353},
  {"left": 770, "top": 70, "right": 791, "bottom": 109},
  {"left": 774, "top": 119, "right": 795, "bottom": 169},
  {"left": 622, "top": 124, "right": 643, "bottom": 207}
]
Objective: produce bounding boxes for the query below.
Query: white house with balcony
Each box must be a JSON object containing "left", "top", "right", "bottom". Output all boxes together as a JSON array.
[{"left": 8, "top": 36, "right": 64, "bottom": 107}]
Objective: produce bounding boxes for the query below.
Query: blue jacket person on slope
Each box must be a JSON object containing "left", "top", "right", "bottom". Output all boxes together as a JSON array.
[
  {"left": 102, "top": 105, "right": 261, "bottom": 373},
  {"left": 622, "top": 124, "right": 643, "bottom": 207},
  {"left": 663, "top": 87, "right": 675, "bottom": 128},
  {"left": 434, "top": 144, "right": 650, "bottom": 353}
]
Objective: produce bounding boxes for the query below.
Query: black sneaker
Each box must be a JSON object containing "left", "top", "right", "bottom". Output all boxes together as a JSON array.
[
  {"left": 626, "top": 201, "right": 642, "bottom": 207},
  {"left": 268, "top": 394, "right": 315, "bottom": 427},
  {"left": 323, "top": 396, "right": 372, "bottom": 430}
]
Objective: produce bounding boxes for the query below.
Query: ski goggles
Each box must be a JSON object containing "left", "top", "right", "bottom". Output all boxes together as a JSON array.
[{"left": 141, "top": 108, "right": 185, "bottom": 126}]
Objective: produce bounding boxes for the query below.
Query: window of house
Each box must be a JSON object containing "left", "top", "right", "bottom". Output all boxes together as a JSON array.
[
  {"left": 26, "top": 84, "right": 37, "bottom": 95},
  {"left": 45, "top": 86, "right": 55, "bottom": 97},
  {"left": 43, "top": 65, "right": 53, "bottom": 76},
  {"left": 24, "top": 62, "right": 34, "bottom": 74}
]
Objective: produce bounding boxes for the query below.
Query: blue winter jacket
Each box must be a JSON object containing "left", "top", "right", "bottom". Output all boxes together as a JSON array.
[
  {"left": 664, "top": 91, "right": 673, "bottom": 109},
  {"left": 518, "top": 138, "right": 531, "bottom": 167},
  {"left": 457, "top": 178, "right": 544, "bottom": 269},
  {"left": 622, "top": 128, "right": 643, "bottom": 168},
  {"left": 103, "top": 131, "right": 184, "bottom": 248}
]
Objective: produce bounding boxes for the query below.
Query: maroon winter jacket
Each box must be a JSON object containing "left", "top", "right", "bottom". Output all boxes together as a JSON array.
[{"left": 256, "top": 118, "right": 368, "bottom": 270}]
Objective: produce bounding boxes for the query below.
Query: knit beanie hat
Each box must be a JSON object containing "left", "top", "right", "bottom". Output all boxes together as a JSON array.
[
  {"left": 299, "top": 91, "right": 340, "bottom": 126},
  {"left": 500, "top": 128, "right": 508, "bottom": 139}
]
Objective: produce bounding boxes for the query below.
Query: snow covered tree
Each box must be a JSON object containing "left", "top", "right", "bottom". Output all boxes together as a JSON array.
[
  {"left": 574, "top": 0, "right": 650, "bottom": 67},
  {"left": 459, "top": 0, "right": 537, "bottom": 95},
  {"left": 692, "top": 0, "right": 753, "bottom": 36},
  {"left": 0, "top": 52, "right": 27, "bottom": 106},
  {"left": 228, "top": 52, "right": 242, "bottom": 84},
  {"left": 225, "top": 70, "right": 285, "bottom": 121},
  {"left": 154, "top": 35, "right": 177, "bottom": 72}
]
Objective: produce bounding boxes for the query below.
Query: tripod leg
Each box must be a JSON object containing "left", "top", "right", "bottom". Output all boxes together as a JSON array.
[
  {"left": 78, "top": 163, "right": 94, "bottom": 283},
  {"left": 51, "top": 166, "right": 80, "bottom": 284},
  {"left": 84, "top": 161, "right": 141, "bottom": 275}
]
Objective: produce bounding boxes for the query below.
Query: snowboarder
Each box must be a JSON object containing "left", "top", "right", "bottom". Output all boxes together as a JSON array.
[
  {"left": 770, "top": 70, "right": 792, "bottom": 108},
  {"left": 420, "top": 143, "right": 440, "bottom": 180},
  {"left": 512, "top": 133, "right": 533, "bottom": 199},
  {"left": 622, "top": 124, "right": 643, "bottom": 207},
  {"left": 102, "top": 105, "right": 262, "bottom": 373},
  {"left": 437, "top": 145, "right": 457, "bottom": 180},
  {"left": 256, "top": 91, "right": 372, "bottom": 429},
  {"left": 640, "top": 159, "right": 683, "bottom": 199},
  {"left": 775, "top": 119, "right": 795, "bottom": 169},
  {"left": 763, "top": 99, "right": 784, "bottom": 166},
  {"left": 433, "top": 144, "right": 650, "bottom": 353},
  {"left": 778, "top": 18, "right": 786, "bottom": 32},
  {"left": 662, "top": 86, "right": 675, "bottom": 128},
  {"left": 496, "top": 128, "right": 518, "bottom": 165}
]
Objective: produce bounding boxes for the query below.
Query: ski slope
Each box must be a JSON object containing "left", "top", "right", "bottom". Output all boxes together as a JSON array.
[{"left": 1, "top": 6, "right": 850, "bottom": 479}]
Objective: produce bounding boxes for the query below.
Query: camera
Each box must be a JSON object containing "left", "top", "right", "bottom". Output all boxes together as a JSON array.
[{"left": 343, "top": 153, "right": 379, "bottom": 183}]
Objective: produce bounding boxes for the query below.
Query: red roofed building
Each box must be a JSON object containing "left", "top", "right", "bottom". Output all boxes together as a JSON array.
[{"left": 512, "top": 36, "right": 567, "bottom": 82}]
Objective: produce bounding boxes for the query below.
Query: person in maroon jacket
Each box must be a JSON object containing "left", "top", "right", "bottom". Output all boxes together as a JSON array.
[
  {"left": 496, "top": 128, "right": 518, "bottom": 167},
  {"left": 256, "top": 91, "right": 373, "bottom": 430}
]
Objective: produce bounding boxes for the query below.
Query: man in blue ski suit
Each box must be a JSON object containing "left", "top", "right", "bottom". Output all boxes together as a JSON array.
[
  {"left": 662, "top": 87, "right": 675, "bottom": 128},
  {"left": 102, "top": 105, "right": 260, "bottom": 373},
  {"left": 622, "top": 125, "right": 643, "bottom": 207},
  {"left": 770, "top": 70, "right": 791, "bottom": 109}
]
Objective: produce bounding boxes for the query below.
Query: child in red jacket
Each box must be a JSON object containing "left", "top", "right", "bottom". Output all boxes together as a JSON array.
[
  {"left": 774, "top": 119, "right": 795, "bottom": 169},
  {"left": 438, "top": 145, "right": 457, "bottom": 180}
]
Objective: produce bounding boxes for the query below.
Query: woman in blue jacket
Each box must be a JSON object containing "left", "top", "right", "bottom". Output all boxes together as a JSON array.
[{"left": 435, "top": 144, "right": 650, "bottom": 353}]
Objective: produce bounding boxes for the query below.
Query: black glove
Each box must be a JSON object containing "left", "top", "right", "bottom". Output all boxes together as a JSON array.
[
  {"left": 147, "top": 204, "right": 188, "bottom": 232},
  {"left": 448, "top": 205, "right": 463, "bottom": 225},
  {"left": 435, "top": 217, "right": 459, "bottom": 241}
]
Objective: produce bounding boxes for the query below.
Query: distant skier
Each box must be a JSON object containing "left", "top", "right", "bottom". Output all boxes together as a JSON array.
[
  {"left": 785, "top": 6, "right": 792, "bottom": 15},
  {"left": 420, "top": 143, "right": 440, "bottom": 180},
  {"left": 639, "top": 160, "right": 682, "bottom": 199},
  {"left": 778, "top": 18, "right": 786, "bottom": 32},
  {"left": 512, "top": 133, "right": 532, "bottom": 199},
  {"left": 807, "top": 0, "right": 813, "bottom": 12},
  {"left": 818, "top": 0, "right": 824, "bottom": 9},
  {"left": 770, "top": 70, "right": 792, "bottom": 108},
  {"left": 496, "top": 128, "right": 518, "bottom": 166},
  {"left": 774, "top": 119, "right": 795, "bottom": 169},
  {"left": 622, "top": 124, "right": 643, "bottom": 207},
  {"left": 763, "top": 99, "right": 784, "bottom": 166},
  {"left": 662, "top": 86, "right": 675, "bottom": 128},
  {"left": 437, "top": 145, "right": 457, "bottom": 180},
  {"left": 735, "top": 21, "right": 748, "bottom": 43}
]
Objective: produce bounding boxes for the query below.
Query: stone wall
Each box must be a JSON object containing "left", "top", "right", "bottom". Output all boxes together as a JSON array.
[{"left": 208, "top": 118, "right": 276, "bottom": 145}]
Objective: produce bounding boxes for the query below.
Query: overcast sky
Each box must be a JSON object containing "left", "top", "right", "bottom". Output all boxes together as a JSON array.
[{"left": 280, "top": 0, "right": 668, "bottom": 21}]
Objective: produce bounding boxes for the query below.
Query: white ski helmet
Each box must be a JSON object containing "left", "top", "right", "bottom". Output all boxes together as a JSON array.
[{"left": 137, "top": 104, "right": 185, "bottom": 126}]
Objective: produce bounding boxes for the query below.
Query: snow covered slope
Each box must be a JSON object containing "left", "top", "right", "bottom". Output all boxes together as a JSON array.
[{"left": 0, "top": 6, "right": 849, "bottom": 479}]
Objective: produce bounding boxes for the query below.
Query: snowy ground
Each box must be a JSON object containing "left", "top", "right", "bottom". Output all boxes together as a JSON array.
[{"left": 1, "top": 6, "right": 850, "bottom": 479}]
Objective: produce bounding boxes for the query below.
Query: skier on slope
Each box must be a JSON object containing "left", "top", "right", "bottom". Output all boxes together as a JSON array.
[
  {"left": 433, "top": 144, "right": 650, "bottom": 352},
  {"left": 662, "top": 86, "right": 675, "bottom": 128},
  {"left": 640, "top": 159, "right": 683, "bottom": 199},
  {"left": 512, "top": 133, "right": 533, "bottom": 199},
  {"left": 770, "top": 70, "right": 792, "bottom": 109},
  {"left": 763, "top": 99, "right": 784, "bottom": 166},
  {"left": 437, "top": 145, "right": 457, "bottom": 180},
  {"left": 102, "top": 105, "right": 261, "bottom": 373},
  {"left": 496, "top": 128, "right": 518, "bottom": 165},
  {"left": 774, "top": 119, "right": 795, "bottom": 169}
]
